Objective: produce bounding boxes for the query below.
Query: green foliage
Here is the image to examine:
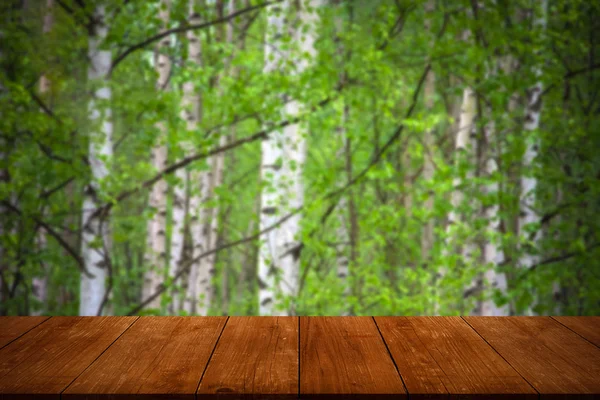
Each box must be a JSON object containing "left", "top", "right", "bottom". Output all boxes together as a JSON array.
[{"left": 0, "top": 0, "right": 598, "bottom": 316}]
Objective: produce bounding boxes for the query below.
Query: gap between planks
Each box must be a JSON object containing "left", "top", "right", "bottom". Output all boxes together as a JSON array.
[
  {"left": 1, "top": 316, "right": 596, "bottom": 398},
  {"left": 195, "top": 316, "right": 230, "bottom": 396},
  {"left": 550, "top": 316, "right": 600, "bottom": 349},
  {"left": 0, "top": 316, "right": 51, "bottom": 350},
  {"left": 60, "top": 316, "right": 141, "bottom": 397},
  {"left": 460, "top": 316, "right": 541, "bottom": 398},
  {"left": 372, "top": 316, "right": 410, "bottom": 396}
]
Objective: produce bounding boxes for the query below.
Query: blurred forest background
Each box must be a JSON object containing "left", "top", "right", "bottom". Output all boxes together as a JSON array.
[{"left": 1, "top": 0, "right": 599, "bottom": 317}]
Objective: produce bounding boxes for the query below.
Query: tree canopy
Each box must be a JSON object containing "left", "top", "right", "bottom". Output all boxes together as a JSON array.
[{"left": 0, "top": 0, "right": 598, "bottom": 316}]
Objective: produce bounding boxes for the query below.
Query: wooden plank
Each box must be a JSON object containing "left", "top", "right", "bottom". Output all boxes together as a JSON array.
[
  {"left": 197, "top": 316, "right": 298, "bottom": 400},
  {"left": 464, "top": 316, "right": 600, "bottom": 398},
  {"left": 63, "top": 316, "right": 227, "bottom": 400},
  {"left": 551, "top": 316, "right": 600, "bottom": 347},
  {"left": 375, "top": 316, "right": 537, "bottom": 399},
  {"left": 0, "top": 316, "right": 136, "bottom": 399},
  {"left": 300, "top": 316, "right": 407, "bottom": 399},
  {"left": 0, "top": 316, "right": 49, "bottom": 349}
]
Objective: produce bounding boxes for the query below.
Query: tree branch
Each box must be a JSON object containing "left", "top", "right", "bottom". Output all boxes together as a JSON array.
[
  {"left": 518, "top": 242, "right": 600, "bottom": 279},
  {"left": 542, "top": 63, "right": 600, "bottom": 97},
  {"left": 109, "top": 0, "right": 281, "bottom": 76},
  {"left": 126, "top": 10, "right": 447, "bottom": 315},
  {"left": 126, "top": 53, "right": 437, "bottom": 315},
  {"left": 41, "top": 177, "right": 75, "bottom": 199},
  {"left": 1, "top": 201, "right": 91, "bottom": 278},
  {"left": 291, "top": 9, "right": 450, "bottom": 260},
  {"left": 126, "top": 207, "right": 298, "bottom": 315},
  {"left": 90, "top": 92, "right": 337, "bottom": 221}
]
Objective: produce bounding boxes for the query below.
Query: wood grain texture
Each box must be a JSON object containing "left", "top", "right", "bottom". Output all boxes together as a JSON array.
[
  {"left": 464, "top": 316, "right": 600, "bottom": 399},
  {"left": 63, "top": 316, "right": 227, "bottom": 400},
  {"left": 0, "top": 316, "right": 136, "bottom": 400},
  {"left": 197, "top": 316, "right": 298, "bottom": 400},
  {"left": 2, "top": 316, "right": 598, "bottom": 399},
  {"left": 551, "top": 316, "right": 600, "bottom": 347},
  {"left": 300, "top": 316, "right": 407, "bottom": 399},
  {"left": 375, "top": 316, "right": 537, "bottom": 399},
  {"left": 0, "top": 316, "right": 49, "bottom": 349}
]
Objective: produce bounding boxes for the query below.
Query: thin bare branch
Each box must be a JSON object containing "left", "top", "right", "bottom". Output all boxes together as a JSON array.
[
  {"left": 2, "top": 201, "right": 91, "bottom": 278},
  {"left": 109, "top": 1, "right": 282, "bottom": 76}
]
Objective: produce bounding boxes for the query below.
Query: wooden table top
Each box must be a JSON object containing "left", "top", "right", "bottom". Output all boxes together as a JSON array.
[{"left": 0, "top": 316, "right": 598, "bottom": 399}]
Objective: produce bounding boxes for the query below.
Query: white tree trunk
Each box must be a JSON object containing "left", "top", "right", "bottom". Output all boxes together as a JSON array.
[
  {"left": 335, "top": 104, "right": 351, "bottom": 314},
  {"left": 518, "top": 0, "right": 547, "bottom": 315},
  {"left": 188, "top": 140, "right": 222, "bottom": 316},
  {"left": 435, "top": 85, "right": 476, "bottom": 315},
  {"left": 182, "top": 0, "right": 208, "bottom": 315},
  {"left": 142, "top": 0, "right": 171, "bottom": 311},
  {"left": 258, "top": 2, "right": 286, "bottom": 316},
  {"left": 421, "top": 0, "right": 436, "bottom": 263},
  {"left": 174, "top": 0, "right": 227, "bottom": 315},
  {"left": 333, "top": 5, "right": 351, "bottom": 315},
  {"left": 197, "top": 0, "right": 235, "bottom": 316},
  {"left": 80, "top": 5, "right": 112, "bottom": 316},
  {"left": 216, "top": 1, "right": 236, "bottom": 315},
  {"left": 206, "top": 137, "right": 228, "bottom": 302},
  {"left": 258, "top": 0, "right": 320, "bottom": 315},
  {"left": 258, "top": 2, "right": 287, "bottom": 316},
  {"left": 186, "top": 169, "right": 211, "bottom": 314},
  {"left": 476, "top": 52, "right": 519, "bottom": 316},
  {"left": 449, "top": 87, "right": 477, "bottom": 224},
  {"left": 32, "top": 0, "right": 54, "bottom": 316},
  {"left": 480, "top": 118, "right": 509, "bottom": 316},
  {"left": 184, "top": 0, "right": 235, "bottom": 316},
  {"left": 169, "top": 170, "right": 187, "bottom": 313},
  {"left": 519, "top": 89, "right": 543, "bottom": 266}
]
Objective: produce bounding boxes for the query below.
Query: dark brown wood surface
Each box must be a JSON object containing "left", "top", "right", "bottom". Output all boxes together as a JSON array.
[
  {"left": 0, "top": 316, "right": 598, "bottom": 399},
  {"left": 552, "top": 316, "right": 600, "bottom": 347},
  {"left": 0, "top": 316, "right": 136, "bottom": 399},
  {"left": 464, "top": 316, "right": 600, "bottom": 398},
  {"left": 63, "top": 316, "right": 227, "bottom": 400},
  {"left": 375, "top": 316, "right": 537, "bottom": 399},
  {"left": 0, "top": 316, "right": 49, "bottom": 349},
  {"left": 300, "top": 316, "right": 407, "bottom": 399},
  {"left": 198, "top": 316, "right": 298, "bottom": 399}
]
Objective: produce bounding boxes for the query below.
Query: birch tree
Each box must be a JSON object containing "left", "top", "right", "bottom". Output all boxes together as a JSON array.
[
  {"left": 169, "top": 149, "right": 188, "bottom": 314},
  {"left": 79, "top": 4, "right": 112, "bottom": 316},
  {"left": 142, "top": 0, "right": 171, "bottom": 311},
  {"left": 183, "top": 0, "right": 232, "bottom": 316},
  {"left": 333, "top": 2, "right": 352, "bottom": 315},
  {"left": 477, "top": 52, "right": 518, "bottom": 316},
  {"left": 257, "top": 1, "right": 288, "bottom": 316},
  {"left": 421, "top": 0, "right": 436, "bottom": 264},
  {"left": 32, "top": 0, "right": 54, "bottom": 315},
  {"left": 186, "top": 164, "right": 212, "bottom": 315},
  {"left": 2, "top": 0, "right": 598, "bottom": 318},
  {"left": 197, "top": 0, "right": 235, "bottom": 315},
  {"left": 518, "top": 0, "right": 547, "bottom": 314},
  {"left": 436, "top": 84, "right": 477, "bottom": 315},
  {"left": 258, "top": 0, "right": 321, "bottom": 315},
  {"left": 335, "top": 105, "right": 352, "bottom": 315},
  {"left": 182, "top": 0, "right": 211, "bottom": 315},
  {"left": 177, "top": 0, "right": 202, "bottom": 315},
  {"left": 480, "top": 115, "right": 508, "bottom": 315}
]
